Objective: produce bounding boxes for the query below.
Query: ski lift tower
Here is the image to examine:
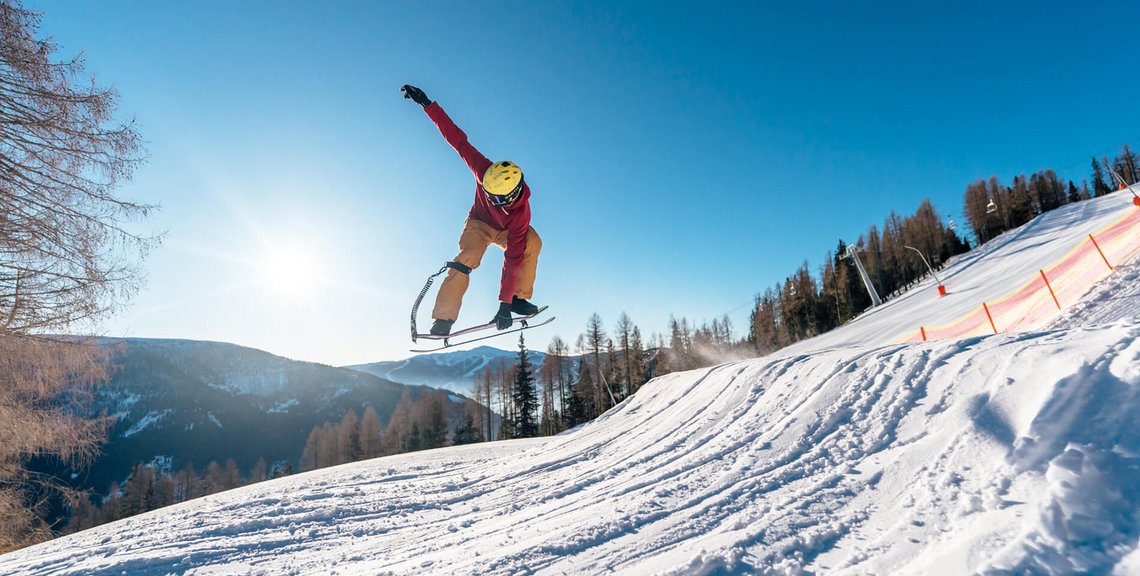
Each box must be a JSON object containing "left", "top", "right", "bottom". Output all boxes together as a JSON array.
[{"left": 845, "top": 243, "right": 882, "bottom": 308}]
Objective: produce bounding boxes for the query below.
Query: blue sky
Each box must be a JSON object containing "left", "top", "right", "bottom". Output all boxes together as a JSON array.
[{"left": 27, "top": 1, "right": 1140, "bottom": 365}]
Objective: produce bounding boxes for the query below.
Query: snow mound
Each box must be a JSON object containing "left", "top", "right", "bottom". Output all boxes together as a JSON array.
[
  {"left": 2, "top": 321, "right": 1137, "bottom": 574},
  {"left": 1, "top": 193, "right": 1138, "bottom": 574}
]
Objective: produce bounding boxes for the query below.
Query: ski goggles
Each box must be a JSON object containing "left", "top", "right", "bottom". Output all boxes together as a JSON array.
[{"left": 486, "top": 182, "right": 524, "bottom": 207}]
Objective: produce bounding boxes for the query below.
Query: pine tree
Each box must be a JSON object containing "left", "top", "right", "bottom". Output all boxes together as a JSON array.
[
  {"left": 585, "top": 314, "right": 608, "bottom": 411},
  {"left": 1068, "top": 181, "right": 1082, "bottom": 204},
  {"left": 669, "top": 317, "right": 689, "bottom": 371},
  {"left": 616, "top": 313, "right": 634, "bottom": 396},
  {"left": 512, "top": 334, "right": 540, "bottom": 438},
  {"left": 629, "top": 326, "right": 646, "bottom": 393},
  {"left": 453, "top": 412, "right": 482, "bottom": 445},
  {"left": 564, "top": 359, "right": 589, "bottom": 428},
  {"left": 569, "top": 355, "right": 596, "bottom": 423},
  {"left": 1092, "top": 156, "right": 1112, "bottom": 196},
  {"left": 605, "top": 338, "right": 620, "bottom": 400},
  {"left": 1118, "top": 144, "right": 1138, "bottom": 186}
]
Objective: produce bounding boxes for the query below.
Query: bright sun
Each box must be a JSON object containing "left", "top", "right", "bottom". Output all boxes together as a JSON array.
[{"left": 258, "top": 245, "right": 320, "bottom": 300}]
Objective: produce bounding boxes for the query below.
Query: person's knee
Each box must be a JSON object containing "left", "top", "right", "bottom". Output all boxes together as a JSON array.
[{"left": 527, "top": 230, "right": 542, "bottom": 256}]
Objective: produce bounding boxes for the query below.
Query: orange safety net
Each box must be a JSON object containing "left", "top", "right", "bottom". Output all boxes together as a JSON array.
[{"left": 901, "top": 204, "right": 1140, "bottom": 343}]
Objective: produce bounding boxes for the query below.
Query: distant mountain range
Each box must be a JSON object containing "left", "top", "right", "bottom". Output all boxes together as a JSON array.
[
  {"left": 347, "top": 345, "right": 548, "bottom": 394},
  {"left": 40, "top": 338, "right": 565, "bottom": 498},
  {"left": 55, "top": 338, "right": 467, "bottom": 494}
]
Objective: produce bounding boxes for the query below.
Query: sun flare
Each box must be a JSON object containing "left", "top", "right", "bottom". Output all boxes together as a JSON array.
[{"left": 258, "top": 245, "right": 320, "bottom": 300}]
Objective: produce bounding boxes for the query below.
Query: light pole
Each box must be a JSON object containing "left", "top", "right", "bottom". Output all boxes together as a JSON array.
[
  {"left": 904, "top": 245, "right": 946, "bottom": 297},
  {"left": 1110, "top": 166, "right": 1140, "bottom": 206}
]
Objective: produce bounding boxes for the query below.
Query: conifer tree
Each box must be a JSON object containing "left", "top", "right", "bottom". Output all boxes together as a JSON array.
[
  {"left": 569, "top": 355, "right": 596, "bottom": 423},
  {"left": 1118, "top": 144, "right": 1138, "bottom": 185},
  {"left": 616, "top": 313, "right": 634, "bottom": 396},
  {"left": 453, "top": 412, "right": 482, "bottom": 445},
  {"left": 1092, "top": 156, "right": 1111, "bottom": 196},
  {"left": 605, "top": 338, "right": 619, "bottom": 400},
  {"left": 585, "top": 314, "right": 608, "bottom": 410},
  {"left": 629, "top": 326, "right": 646, "bottom": 393},
  {"left": 1068, "top": 181, "right": 1082, "bottom": 204},
  {"left": 511, "top": 334, "right": 540, "bottom": 438},
  {"left": 564, "top": 360, "right": 588, "bottom": 428}
]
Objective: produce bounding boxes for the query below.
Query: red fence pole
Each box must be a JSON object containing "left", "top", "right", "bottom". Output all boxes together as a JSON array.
[
  {"left": 1040, "top": 269, "right": 1061, "bottom": 310},
  {"left": 920, "top": 326, "right": 927, "bottom": 342},
  {"left": 982, "top": 303, "right": 998, "bottom": 334},
  {"left": 1088, "top": 234, "right": 1114, "bottom": 271}
]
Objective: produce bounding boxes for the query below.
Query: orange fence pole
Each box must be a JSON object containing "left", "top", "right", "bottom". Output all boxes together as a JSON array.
[
  {"left": 1040, "top": 269, "right": 1061, "bottom": 310},
  {"left": 920, "top": 326, "right": 927, "bottom": 341},
  {"left": 1088, "top": 233, "right": 1114, "bottom": 271},
  {"left": 982, "top": 302, "right": 998, "bottom": 334}
]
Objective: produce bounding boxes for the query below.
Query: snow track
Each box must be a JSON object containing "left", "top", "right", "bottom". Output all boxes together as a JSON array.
[{"left": 1, "top": 192, "right": 1138, "bottom": 574}]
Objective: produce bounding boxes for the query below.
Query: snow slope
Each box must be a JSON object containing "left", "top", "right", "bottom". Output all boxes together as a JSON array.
[{"left": 2, "top": 191, "right": 1138, "bottom": 575}]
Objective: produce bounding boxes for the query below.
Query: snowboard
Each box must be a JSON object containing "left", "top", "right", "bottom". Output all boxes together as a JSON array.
[{"left": 410, "top": 306, "right": 554, "bottom": 353}]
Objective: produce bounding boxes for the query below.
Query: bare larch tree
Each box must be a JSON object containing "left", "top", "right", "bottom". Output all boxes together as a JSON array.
[{"left": 0, "top": 0, "right": 156, "bottom": 552}]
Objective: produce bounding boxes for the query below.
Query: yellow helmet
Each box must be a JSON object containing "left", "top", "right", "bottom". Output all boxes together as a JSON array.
[{"left": 482, "top": 161, "right": 524, "bottom": 206}]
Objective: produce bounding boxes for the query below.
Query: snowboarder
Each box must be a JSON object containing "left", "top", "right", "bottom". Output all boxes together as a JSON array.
[{"left": 402, "top": 84, "right": 542, "bottom": 337}]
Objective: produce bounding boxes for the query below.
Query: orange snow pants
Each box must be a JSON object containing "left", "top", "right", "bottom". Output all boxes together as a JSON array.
[{"left": 432, "top": 218, "right": 541, "bottom": 321}]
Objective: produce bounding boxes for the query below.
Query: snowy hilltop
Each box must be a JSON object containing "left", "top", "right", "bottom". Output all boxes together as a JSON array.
[
  {"left": 1, "top": 190, "right": 1138, "bottom": 574},
  {"left": 347, "top": 345, "right": 550, "bottom": 394}
]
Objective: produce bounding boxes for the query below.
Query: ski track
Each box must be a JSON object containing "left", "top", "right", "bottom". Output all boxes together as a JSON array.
[{"left": 2, "top": 192, "right": 1139, "bottom": 575}]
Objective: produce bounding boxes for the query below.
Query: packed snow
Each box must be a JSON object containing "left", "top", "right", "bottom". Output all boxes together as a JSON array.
[{"left": 1, "top": 191, "right": 1138, "bottom": 575}]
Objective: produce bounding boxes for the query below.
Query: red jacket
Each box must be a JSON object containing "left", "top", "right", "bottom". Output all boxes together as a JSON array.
[{"left": 425, "top": 102, "right": 532, "bottom": 303}]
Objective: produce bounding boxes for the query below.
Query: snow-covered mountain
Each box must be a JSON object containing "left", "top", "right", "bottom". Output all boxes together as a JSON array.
[
  {"left": 64, "top": 339, "right": 464, "bottom": 496},
  {"left": 3, "top": 190, "right": 1139, "bottom": 575},
  {"left": 348, "top": 345, "right": 548, "bottom": 394}
]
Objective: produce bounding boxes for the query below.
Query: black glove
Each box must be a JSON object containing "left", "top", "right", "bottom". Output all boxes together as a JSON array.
[
  {"left": 493, "top": 302, "right": 513, "bottom": 330},
  {"left": 401, "top": 84, "right": 431, "bottom": 108}
]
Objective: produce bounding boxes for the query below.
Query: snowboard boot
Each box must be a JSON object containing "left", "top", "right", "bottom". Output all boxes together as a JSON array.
[
  {"left": 510, "top": 296, "right": 539, "bottom": 316},
  {"left": 430, "top": 319, "right": 455, "bottom": 336}
]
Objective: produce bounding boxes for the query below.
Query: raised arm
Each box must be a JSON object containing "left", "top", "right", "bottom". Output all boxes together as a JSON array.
[{"left": 402, "top": 84, "right": 492, "bottom": 180}]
